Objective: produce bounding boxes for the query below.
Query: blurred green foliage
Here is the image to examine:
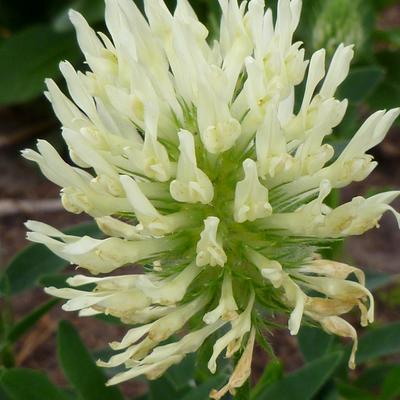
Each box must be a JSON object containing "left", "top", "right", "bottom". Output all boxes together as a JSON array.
[
  {"left": 0, "top": 0, "right": 105, "bottom": 106},
  {"left": 0, "top": 222, "right": 101, "bottom": 296},
  {"left": 0, "top": 0, "right": 400, "bottom": 399},
  {"left": 1, "top": 219, "right": 400, "bottom": 399},
  {"left": 0, "top": 0, "right": 398, "bottom": 114}
]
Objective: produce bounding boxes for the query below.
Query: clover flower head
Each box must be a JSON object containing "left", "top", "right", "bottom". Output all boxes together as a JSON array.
[{"left": 24, "top": 0, "right": 400, "bottom": 396}]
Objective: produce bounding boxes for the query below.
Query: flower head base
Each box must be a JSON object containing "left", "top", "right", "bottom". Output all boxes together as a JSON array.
[{"left": 24, "top": 0, "right": 399, "bottom": 395}]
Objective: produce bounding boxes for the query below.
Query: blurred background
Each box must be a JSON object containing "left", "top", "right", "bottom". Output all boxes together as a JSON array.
[{"left": 0, "top": 0, "right": 400, "bottom": 399}]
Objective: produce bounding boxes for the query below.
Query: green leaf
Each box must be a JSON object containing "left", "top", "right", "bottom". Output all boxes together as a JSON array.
[
  {"left": 134, "top": 395, "right": 150, "bottom": 400},
  {"left": 164, "top": 353, "right": 196, "bottom": 391},
  {"left": 368, "top": 51, "right": 400, "bottom": 111},
  {"left": 336, "top": 381, "right": 375, "bottom": 400},
  {"left": 148, "top": 356, "right": 199, "bottom": 400},
  {"left": 53, "top": 0, "right": 105, "bottom": 32},
  {"left": 0, "top": 296, "right": 15, "bottom": 368},
  {"left": 0, "top": 0, "right": 66, "bottom": 31},
  {"left": 378, "top": 51, "right": 400, "bottom": 84},
  {"left": 334, "top": 103, "right": 359, "bottom": 141},
  {"left": 148, "top": 355, "right": 226, "bottom": 400},
  {"left": 149, "top": 376, "right": 188, "bottom": 400},
  {"left": 57, "top": 320, "right": 124, "bottom": 400},
  {"left": 256, "top": 352, "right": 343, "bottom": 400},
  {"left": 92, "top": 348, "right": 126, "bottom": 378},
  {"left": 355, "top": 363, "right": 396, "bottom": 390},
  {"left": 251, "top": 360, "right": 283, "bottom": 400},
  {"left": 195, "top": 333, "right": 229, "bottom": 382},
  {"left": 235, "top": 377, "right": 251, "bottom": 400},
  {"left": 0, "top": 368, "right": 69, "bottom": 400},
  {"left": 180, "top": 376, "right": 228, "bottom": 400},
  {"left": 320, "top": 386, "right": 340, "bottom": 400},
  {"left": 0, "top": 25, "right": 81, "bottom": 105},
  {"left": 372, "top": 0, "right": 399, "bottom": 11},
  {"left": 0, "top": 222, "right": 101, "bottom": 296},
  {"left": 39, "top": 274, "right": 69, "bottom": 289},
  {"left": 6, "top": 299, "right": 59, "bottom": 345},
  {"left": 0, "top": 384, "right": 10, "bottom": 400},
  {"left": 297, "top": 326, "right": 335, "bottom": 362},
  {"left": 94, "top": 314, "right": 125, "bottom": 325},
  {"left": 0, "top": 297, "right": 13, "bottom": 340},
  {"left": 337, "top": 66, "right": 385, "bottom": 104},
  {"left": 356, "top": 322, "right": 400, "bottom": 364},
  {"left": 368, "top": 80, "right": 400, "bottom": 111},
  {"left": 375, "top": 29, "right": 400, "bottom": 48},
  {"left": 364, "top": 269, "right": 393, "bottom": 291},
  {"left": 381, "top": 365, "right": 400, "bottom": 400}
]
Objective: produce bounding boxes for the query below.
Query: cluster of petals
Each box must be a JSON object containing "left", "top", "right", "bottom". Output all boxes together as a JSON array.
[{"left": 24, "top": 0, "right": 399, "bottom": 396}]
